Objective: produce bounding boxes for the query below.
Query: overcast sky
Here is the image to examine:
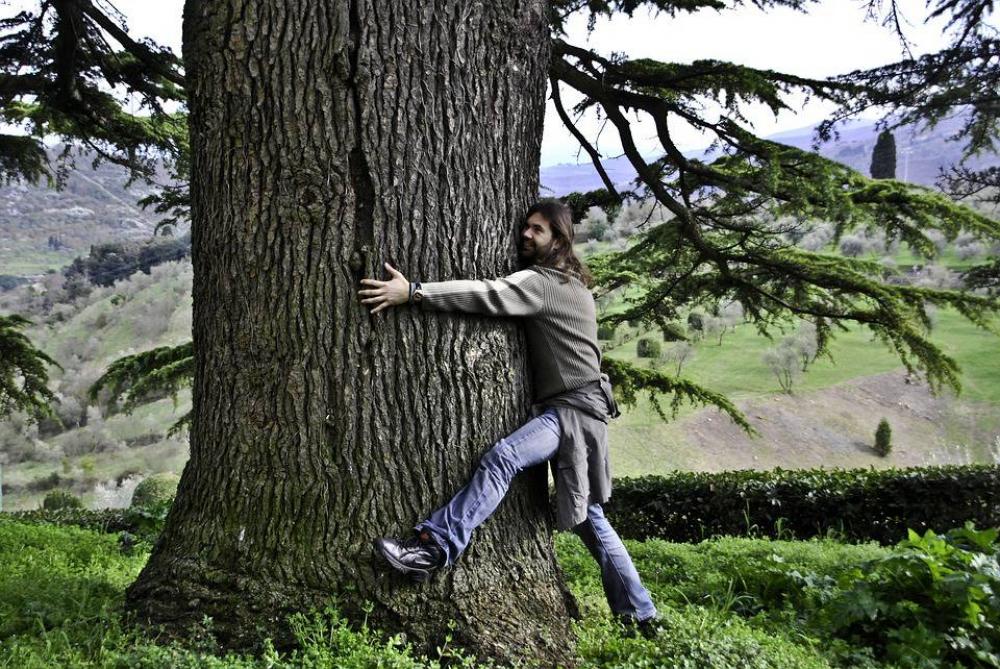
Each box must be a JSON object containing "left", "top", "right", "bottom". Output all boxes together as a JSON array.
[{"left": 15, "top": 0, "right": 993, "bottom": 166}]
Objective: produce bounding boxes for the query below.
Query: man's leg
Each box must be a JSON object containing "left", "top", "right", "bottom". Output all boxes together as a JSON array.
[
  {"left": 413, "top": 408, "right": 561, "bottom": 566},
  {"left": 572, "top": 502, "right": 658, "bottom": 623}
]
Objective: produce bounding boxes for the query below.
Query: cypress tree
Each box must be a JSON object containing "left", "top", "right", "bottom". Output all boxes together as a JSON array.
[
  {"left": 874, "top": 417, "right": 893, "bottom": 456},
  {"left": 870, "top": 129, "right": 897, "bottom": 179}
]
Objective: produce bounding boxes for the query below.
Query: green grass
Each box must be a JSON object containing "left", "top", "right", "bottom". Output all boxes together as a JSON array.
[
  {"left": 0, "top": 247, "right": 79, "bottom": 275},
  {"left": 0, "top": 518, "right": 915, "bottom": 668},
  {"left": 606, "top": 307, "right": 1000, "bottom": 403}
]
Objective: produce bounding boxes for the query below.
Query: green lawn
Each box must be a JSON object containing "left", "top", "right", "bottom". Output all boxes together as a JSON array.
[{"left": 2, "top": 516, "right": 993, "bottom": 668}]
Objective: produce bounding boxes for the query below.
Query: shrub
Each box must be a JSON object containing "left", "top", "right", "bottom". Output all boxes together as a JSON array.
[
  {"left": 661, "top": 322, "right": 686, "bottom": 341},
  {"left": 636, "top": 337, "right": 661, "bottom": 358},
  {"left": 27, "top": 471, "right": 63, "bottom": 492},
  {"left": 597, "top": 323, "right": 617, "bottom": 340},
  {"left": 42, "top": 489, "right": 83, "bottom": 511},
  {"left": 605, "top": 464, "right": 1000, "bottom": 545},
  {"left": 131, "top": 472, "right": 180, "bottom": 509},
  {"left": 687, "top": 311, "right": 704, "bottom": 334},
  {"left": 874, "top": 418, "right": 892, "bottom": 456},
  {"left": 838, "top": 235, "right": 866, "bottom": 257},
  {"left": 956, "top": 242, "right": 983, "bottom": 261},
  {"left": 816, "top": 522, "right": 1000, "bottom": 669}
]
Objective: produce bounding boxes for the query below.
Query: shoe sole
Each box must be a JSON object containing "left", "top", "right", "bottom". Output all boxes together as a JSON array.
[{"left": 372, "top": 539, "right": 434, "bottom": 582}]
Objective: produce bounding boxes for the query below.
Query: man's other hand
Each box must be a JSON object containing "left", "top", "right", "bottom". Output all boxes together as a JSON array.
[{"left": 358, "top": 262, "right": 410, "bottom": 314}]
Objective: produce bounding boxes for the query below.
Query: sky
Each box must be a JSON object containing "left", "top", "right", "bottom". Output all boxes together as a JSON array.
[{"left": 9, "top": 0, "right": 989, "bottom": 166}]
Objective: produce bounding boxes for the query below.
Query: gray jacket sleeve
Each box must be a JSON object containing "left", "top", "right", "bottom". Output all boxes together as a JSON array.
[{"left": 417, "top": 269, "right": 545, "bottom": 316}]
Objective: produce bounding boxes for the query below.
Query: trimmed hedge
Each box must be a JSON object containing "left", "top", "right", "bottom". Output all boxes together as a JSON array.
[
  {"left": 3, "top": 508, "right": 134, "bottom": 534},
  {"left": 604, "top": 464, "right": 1000, "bottom": 545}
]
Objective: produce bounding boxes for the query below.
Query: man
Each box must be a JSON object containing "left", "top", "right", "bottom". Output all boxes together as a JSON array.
[{"left": 357, "top": 198, "right": 660, "bottom": 637}]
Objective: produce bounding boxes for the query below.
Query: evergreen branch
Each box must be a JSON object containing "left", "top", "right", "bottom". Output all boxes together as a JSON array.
[
  {"left": 818, "top": 34, "right": 1000, "bottom": 159},
  {"left": 0, "top": 314, "right": 62, "bottom": 423},
  {"left": 76, "top": 0, "right": 185, "bottom": 88},
  {"left": 549, "top": 75, "right": 622, "bottom": 201},
  {"left": 601, "top": 357, "right": 756, "bottom": 435},
  {"left": 87, "top": 341, "right": 193, "bottom": 419},
  {"left": 0, "top": 133, "right": 49, "bottom": 185},
  {"left": 548, "top": 0, "right": 817, "bottom": 35}
]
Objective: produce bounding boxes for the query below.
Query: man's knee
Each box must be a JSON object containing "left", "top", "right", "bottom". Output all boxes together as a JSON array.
[{"left": 479, "top": 439, "right": 519, "bottom": 477}]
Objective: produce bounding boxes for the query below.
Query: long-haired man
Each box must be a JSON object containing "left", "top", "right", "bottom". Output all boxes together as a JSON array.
[{"left": 359, "top": 198, "right": 660, "bottom": 636}]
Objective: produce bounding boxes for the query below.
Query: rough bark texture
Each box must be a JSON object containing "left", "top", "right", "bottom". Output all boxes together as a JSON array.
[{"left": 124, "top": 0, "right": 578, "bottom": 664}]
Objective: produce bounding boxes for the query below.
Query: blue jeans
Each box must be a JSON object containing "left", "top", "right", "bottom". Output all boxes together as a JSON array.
[{"left": 415, "top": 408, "right": 658, "bottom": 622}]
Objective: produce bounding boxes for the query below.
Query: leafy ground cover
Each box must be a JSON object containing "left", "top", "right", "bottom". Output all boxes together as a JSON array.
[{"left": 3, "top": 517, "right": 997, "bottom": 668}]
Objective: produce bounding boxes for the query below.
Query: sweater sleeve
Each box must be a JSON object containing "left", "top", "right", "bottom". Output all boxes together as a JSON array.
[{"left": 417, "top": 269, "right": 545, "bottom": 316}]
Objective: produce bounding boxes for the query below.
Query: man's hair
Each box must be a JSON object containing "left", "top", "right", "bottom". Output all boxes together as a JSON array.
[{"left": 522, "top": 198, "right": 593, "bottom": 287}]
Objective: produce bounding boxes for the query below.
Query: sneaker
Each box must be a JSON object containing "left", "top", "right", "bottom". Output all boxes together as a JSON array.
[
  {"left": 616, "top": 613, "right": 663, "bottom": 640},
  {"left": 373, "top": 530, "right": 446, "bottom": 582}
]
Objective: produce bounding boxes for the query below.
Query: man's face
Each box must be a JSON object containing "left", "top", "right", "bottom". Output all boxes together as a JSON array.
[{"left": 520, "top": 213, "right": 554, "bottom": 262}]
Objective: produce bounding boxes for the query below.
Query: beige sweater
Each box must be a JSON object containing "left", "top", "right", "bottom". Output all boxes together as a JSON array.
[{"left": 416, "top": 266, "right": 603, "bottom": 402}]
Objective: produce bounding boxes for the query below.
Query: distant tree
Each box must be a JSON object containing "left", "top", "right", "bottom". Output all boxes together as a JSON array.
[
  {"left": 597, "top": 323, "right": 617, "bottom": 341},
  {"left": 870, "top": 129, "right": 897, "bottom": 179},
  {"left": 687, "top": 312, "right": 705, "bottom": 338},
  {"left": 762, "top": 338, "right": 802, "bottom": 394},
  {"left": 636, "top": 337, "right": 662, "bottom": 358},
  {"left": 661, "top": 322, "right": 687, "bottom": 342},
  {"left": 839, "top": 235, "right": 866, "bottom": 257},
  {"left": 874, "top": 417, "right": 893, "bottom": 456},
  {"left": 793, "top": 322, "right": 820, "bottom": 372},
  {"left": 663, "top": 341, "right": 695, "bottom": 376}
]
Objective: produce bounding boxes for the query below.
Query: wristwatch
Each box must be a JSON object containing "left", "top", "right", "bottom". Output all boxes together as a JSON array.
[{"left": 410, "top": 282, "right": 423, "bottom": 304}]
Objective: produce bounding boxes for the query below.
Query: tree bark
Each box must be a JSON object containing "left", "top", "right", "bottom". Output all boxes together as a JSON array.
[{"left": 124, "top": 0, "right": 578, "bottom": 664}]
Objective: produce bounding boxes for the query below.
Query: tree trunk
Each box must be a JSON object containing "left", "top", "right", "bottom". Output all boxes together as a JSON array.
[{"left": 124, "top": 0, "right": 578, "bottom": 664}]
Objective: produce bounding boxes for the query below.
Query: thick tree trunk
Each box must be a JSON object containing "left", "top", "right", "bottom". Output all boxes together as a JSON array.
[{"left": 124, "top": 0, "right": 577, "bottom": 664}]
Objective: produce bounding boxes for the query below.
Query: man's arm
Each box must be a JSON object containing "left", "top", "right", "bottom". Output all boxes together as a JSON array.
[
  {"left": 358, "top": 263, "right": 545, "bottom": 316},
  {"left": 416, "top": 270, "right": 544, "bottom": 316}
]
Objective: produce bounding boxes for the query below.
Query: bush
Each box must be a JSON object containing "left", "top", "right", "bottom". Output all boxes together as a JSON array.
[
  {"left": 687, "top": 311, "right": 704, "bottom": 333},
  {"left": 42, "top": 489, "right": 83, "bottom": 510},
  {"left": 838, "top": 235, "right": 866, "bottom": 257},
  {"left": 27, "top": 471, "right": 64, "bottom": 492},
  {"left": 131, "top": 472, "right": 180, "bottom": 509},
  {"left": 661, "top": 322, "right": 686, "bottom": 341},
  {"left": 636, "top": 338, "right": 661, "bottom": 358},
  {"left": 874, "top": 418, "right": 892, "bottom": 456},
  {"left": 605, "top": 464, "right": 1000, "bottom": 545},
  {"left": 597, "top": 324, "right": 617, "bottom": 340},
  {"left": 815, "top": 522, "right": 1000, "bottom": 669}
]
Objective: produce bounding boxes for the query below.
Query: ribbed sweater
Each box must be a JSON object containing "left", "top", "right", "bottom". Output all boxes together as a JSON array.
[{"left": 416, "top": 266, "right": 602, "bottom": 402}]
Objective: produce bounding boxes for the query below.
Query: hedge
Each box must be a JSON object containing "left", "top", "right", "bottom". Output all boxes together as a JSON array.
[
  {"left": 603, "top": 464, "right": 1000, "bottom": 545},
  {"left": 2, "top": 508, "right": 134, "bottom": 534}
]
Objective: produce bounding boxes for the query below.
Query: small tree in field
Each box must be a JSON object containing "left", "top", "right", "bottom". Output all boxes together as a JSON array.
[
  {"left": 763, "top": 338, "right": 801, "bottom": 394},
  {"left": 875, "top": 418, "right": 893, "bottom": 456}
]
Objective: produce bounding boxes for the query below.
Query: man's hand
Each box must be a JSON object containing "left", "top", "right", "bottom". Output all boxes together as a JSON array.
[{"left": 358, "top": 262, "right": 410, "bottom": 314}]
